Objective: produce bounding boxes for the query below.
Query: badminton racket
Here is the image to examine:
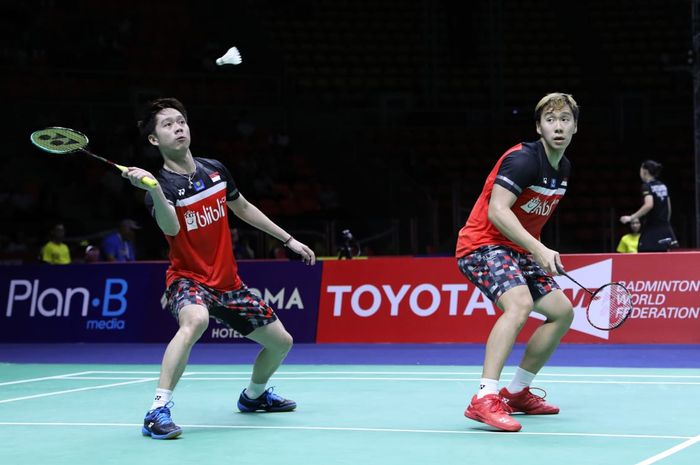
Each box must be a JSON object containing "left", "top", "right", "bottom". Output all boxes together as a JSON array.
[
  {"left": 556, "top": 264, "right": 632, "bottom": 330},
  {"left": 30, "top": 127, "right": 158, "bottom": 188}
]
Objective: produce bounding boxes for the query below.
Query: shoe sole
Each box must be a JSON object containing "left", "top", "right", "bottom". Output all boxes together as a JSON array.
[
  {"left": 141, "top": 426, "right": 183, "bottom": 439},
  {"left": 237, "top": 402, "right": 297, "bottom": 413},
  {"left": 514, "top": 410, "right": 559, "bottom": 415},
  {"left": 464, "top": 409, "right": 522, "bottom": 432}
]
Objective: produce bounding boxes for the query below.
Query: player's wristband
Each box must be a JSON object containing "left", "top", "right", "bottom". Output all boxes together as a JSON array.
[{"left": 282, "top": 236, "right": 293, "bottom": 247}]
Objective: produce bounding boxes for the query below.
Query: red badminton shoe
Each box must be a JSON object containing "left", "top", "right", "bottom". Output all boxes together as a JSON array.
[
  {"left": 499, "top": 387, "right": 559, "bottom": 414},
  {"left": 464, "top": 394, "right": 522, "bottom": 432}
]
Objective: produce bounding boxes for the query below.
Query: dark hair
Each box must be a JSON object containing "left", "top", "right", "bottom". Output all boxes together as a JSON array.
[
  {"left": 137, "top": 98, "right": 188, "bottom": 139},
  {"left": 641, "top": 159, "right": 663, "bottom": 177}
]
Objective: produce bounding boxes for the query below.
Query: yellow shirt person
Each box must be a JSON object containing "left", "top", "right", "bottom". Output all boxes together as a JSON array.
[
  {"left": 616, "top": 218, "right": 641, "bottom": 253},
  {"left": 41, "top": 241, "right": 71, "bottom": 264},
  {"left": 40, "top": 224, "right": 71, "bottom": 264}
]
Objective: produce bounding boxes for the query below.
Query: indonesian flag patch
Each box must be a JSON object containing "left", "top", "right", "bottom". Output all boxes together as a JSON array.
[{"left": 209, "top": 171, "right": 221, "bottom": 182}]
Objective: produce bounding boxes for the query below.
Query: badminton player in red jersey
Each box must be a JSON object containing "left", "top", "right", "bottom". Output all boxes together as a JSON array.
[
  {"left": 456, "top": 93, "right": 578, "bottom": 432},
  {"left": 123, "top": 98, "right": 316, "bottom": 439}
]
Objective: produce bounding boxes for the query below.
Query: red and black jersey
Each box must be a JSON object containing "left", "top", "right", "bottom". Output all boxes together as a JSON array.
[
  {"left": 145, "top": 157, "right": 242, "bottom": 291},
  {"left": 456, "top": 141, "right": 571, "bottom": 257}
]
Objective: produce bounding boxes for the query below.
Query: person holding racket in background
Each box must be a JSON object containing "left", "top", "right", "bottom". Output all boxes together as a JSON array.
[
  {"left": 122, "top": 98, "right": 316, "bottom": 439},
  {"left": 455, "top": 93, "right": 578, "bottom": 432},
  {"left": 619, "top": 159, "right": 678, "bottom": 252}
]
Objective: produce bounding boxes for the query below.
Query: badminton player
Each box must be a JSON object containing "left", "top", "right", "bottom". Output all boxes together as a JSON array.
[
  {"left": 455, "top": 93, "right": 578, "bottom": 432},
  {"left": 123, "top": 98, "right": 316, "bottom": 439}
]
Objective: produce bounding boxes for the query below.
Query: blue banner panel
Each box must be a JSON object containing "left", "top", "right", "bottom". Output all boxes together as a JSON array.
[
  {"left": 0, "top": 263, "right": 168, "bottom": 342},
  {"left": 0, "top": 261, "right": 321, "bottom": 343}
]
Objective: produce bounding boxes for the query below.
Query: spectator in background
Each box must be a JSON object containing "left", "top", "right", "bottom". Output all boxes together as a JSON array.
[
  {"left": 84, "top": 244, "right": 101, "bottom": 263},
  {"left": 620, "top": 160, "right": 677, "bottom": 252},
  {"left": 40, "top": 223, "right": 71, "bottom": 264},
  {"left": 101, "top": 219, "right": 140, "bottom": 261},
  {"left": 616, "top": 218, "right": 641, "bottom": 253}
]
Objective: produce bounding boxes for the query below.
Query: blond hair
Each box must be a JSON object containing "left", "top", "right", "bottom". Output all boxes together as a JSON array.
[{"left": 534, "top": 93, "right": 579, "bottom": 122}]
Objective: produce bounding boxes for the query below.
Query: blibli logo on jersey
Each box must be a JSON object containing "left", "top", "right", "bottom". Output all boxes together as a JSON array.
[
  {"left": 184, "top": 196, "right": 227, "bottom": 231},
  {"left": 521, "top": 197, "right": 559, "bottom": 216}
]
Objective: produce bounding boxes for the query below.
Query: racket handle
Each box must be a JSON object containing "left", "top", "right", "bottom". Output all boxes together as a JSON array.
[
  {"left": 140, "top": 176, "right": 159, "bottom": 188},
  {"left": 116, "top": 164, "right": 159, "bottom": 188}
]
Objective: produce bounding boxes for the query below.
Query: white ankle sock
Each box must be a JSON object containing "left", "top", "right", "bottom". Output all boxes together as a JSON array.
[
  {"left": 150, "top": 388, "right": 173, "bottom": 410},
  {"left": 245, "top": 382, "right": 267, "bottom": 399},
  {"left": 477, "top": 378, "right": 499, "bottom": 399},
  {"left": 506, "top": 367, "right": 536, "bottom": 394}
]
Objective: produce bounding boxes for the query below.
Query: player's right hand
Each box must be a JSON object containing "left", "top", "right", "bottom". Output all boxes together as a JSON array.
[
  {"left": 123, "top": 167, "right": 159, "bottom": 191},
  {"left": 532, "top": 246, "right": 561, "bottom": 275}
]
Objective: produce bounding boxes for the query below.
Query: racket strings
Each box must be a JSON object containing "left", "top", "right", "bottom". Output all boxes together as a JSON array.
[{"left": 588, "top": 284, "right": 632, "bottom": 329}]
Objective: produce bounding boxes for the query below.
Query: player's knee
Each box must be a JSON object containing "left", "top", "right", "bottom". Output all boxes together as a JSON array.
[
  {"left": 182, "top": 314, "right": 209, "bottom": 341},
  {"left": 502, "top": 304, "right": 532, "bottom": 329},
  {"left": 561, "top": 304, "right": 574, "bottom": 327},
  {"left": 276, "top": 331, "right": 293, "bottom": 355}
]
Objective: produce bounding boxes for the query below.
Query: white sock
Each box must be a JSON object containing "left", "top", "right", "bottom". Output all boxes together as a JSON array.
[
  {"left": 150, "top": 388, "right": 173, "bottom": 410},
  {"left": 477, "top": 378, "right": 499, "bottom": 399},
  {"left": 506, "top": 367, "right": 536, "bottom": 394},
  {"left": 245, "top": 382, "right": 267, "bottom": 399}
]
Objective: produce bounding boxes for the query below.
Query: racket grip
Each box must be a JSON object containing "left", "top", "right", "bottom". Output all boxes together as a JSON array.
[
  {"left": 116, "top": 164, "right": 158, "bottom": 188},
  {"left": 140, "top": 176, "right": 158, "bottom": 188}
]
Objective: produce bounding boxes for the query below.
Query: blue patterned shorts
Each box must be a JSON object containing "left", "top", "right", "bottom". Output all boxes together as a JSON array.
[
  {"left": 457, "top": 245, "right": 559, "bottom": 304},
  {"left": 162, "top": 278, "right": 277, "bottom": 335}
]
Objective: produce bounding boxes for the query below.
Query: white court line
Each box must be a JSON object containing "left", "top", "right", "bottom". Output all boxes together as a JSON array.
[
  {"left": 634, "top": 435, "right": 700, "bottom": 464},
  {"left": 0, "top": 378, "right": 157, "bottom": 404},
  {"left": 0, "top": 371, "right": 95, "bottom": 387},
  {"left": 0, "top": 421, "right": 691, "bottom": 440},
  {"left": 86, "top": 370, "right": 700, "bottom": 379},
  {"left": 49, "top": 376, "right": 700, "bottom": 385}
]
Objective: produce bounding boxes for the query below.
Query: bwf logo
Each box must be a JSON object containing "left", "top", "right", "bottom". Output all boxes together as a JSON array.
[{"left": 184, "top": 197, "right": 227, "bottom": 231}]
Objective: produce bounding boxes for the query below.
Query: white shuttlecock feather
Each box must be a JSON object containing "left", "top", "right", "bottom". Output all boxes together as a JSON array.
[{"left": 216, "top": 47, "right": 242, "bottom": 66}]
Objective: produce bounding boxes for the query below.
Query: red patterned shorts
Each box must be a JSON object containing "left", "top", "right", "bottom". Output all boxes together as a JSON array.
[
  {"left": 457, "top": 245, "right": 559, "bottom": 304},
  {"left": 162, "top": 278, "right": 277, "bottom": 335}
]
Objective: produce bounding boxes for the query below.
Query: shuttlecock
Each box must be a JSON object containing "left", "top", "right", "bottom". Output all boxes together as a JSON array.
[{"left": 216, "top": 46, "right": 242, "bottom": 66}]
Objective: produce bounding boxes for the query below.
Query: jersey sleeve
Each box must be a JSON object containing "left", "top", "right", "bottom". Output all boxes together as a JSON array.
[
  {"left": 494, "top": 150, "right": 540, "bottom": 196},
  {"left": 641, "top": 182, "right": 652, "bottom": 197}
]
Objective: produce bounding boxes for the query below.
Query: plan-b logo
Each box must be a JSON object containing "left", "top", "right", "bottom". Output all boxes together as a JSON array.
[
  {"left": 4, "top": 278, "right": 130, "bottom": 331},
  {"left": 185, "top": 196, "right": 227, "bottom": 231}
]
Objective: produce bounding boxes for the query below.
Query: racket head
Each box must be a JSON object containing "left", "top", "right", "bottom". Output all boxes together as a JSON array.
[
  {"left": 30, "top": 127, "right": 89, "bottom": 154},
  {"left": 586, "top": 282, "right": 632, "bottom": 330}
]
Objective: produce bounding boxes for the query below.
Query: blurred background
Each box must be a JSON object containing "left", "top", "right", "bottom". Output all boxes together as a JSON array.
[{"left": 1, "top": 0, "right": 696, "bottom": 262}]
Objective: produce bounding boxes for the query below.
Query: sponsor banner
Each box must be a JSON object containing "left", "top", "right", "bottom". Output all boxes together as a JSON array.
[
  {"left": 0, "top": 263, "right": 168, "bottom": 342},
  {"left": 316, "top": 253, "right": 700, "bottom": 344},
  {"left": 0, "top": 261, "right": 322, "bottom": 343}
]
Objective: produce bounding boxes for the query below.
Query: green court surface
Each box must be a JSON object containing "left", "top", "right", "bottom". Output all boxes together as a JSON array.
[{"left": 0, "top": 364, "right": 698, "bottom": 465}]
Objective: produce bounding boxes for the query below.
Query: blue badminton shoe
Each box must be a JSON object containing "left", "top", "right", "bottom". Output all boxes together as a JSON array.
[
  {"left": 237, "top": 387, "right": 297, "bottom": 412},
  {"left": 142, "top": 401, "right": 182, "bottom": 439}
]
